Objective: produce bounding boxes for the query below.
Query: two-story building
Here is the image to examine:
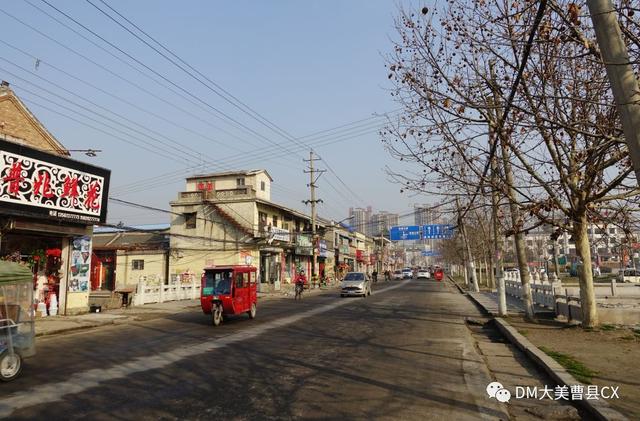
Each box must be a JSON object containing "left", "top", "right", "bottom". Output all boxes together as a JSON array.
[{"left": 169, "top": 170, "right": 324, "bottom": 291}]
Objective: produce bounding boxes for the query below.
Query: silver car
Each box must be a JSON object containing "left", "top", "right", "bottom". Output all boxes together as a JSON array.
[{"left": 340, "top": 272, "right": 372, "bottom": 297}]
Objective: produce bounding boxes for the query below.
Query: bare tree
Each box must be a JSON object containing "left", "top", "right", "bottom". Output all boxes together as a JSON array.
[{"left": 383, "top": 1, "right": 640, "bottom": 327}]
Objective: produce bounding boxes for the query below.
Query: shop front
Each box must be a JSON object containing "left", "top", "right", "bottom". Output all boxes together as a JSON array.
[
  {"left": 0, "top": 138, "right": 110, "bottom": 315},
  {"left": 292, "top": 233, "right": 312, "bottom": 280},
  {"left": 318, "top": 239, "right": 329, "bottom": 280},
  {"left": 259, "top": 247, "right": 283, "bottom": 291}
]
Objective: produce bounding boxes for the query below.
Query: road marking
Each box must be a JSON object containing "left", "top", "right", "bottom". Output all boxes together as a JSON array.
[{"left": 0, "top": 281, "right": 409, "bottom": 418}]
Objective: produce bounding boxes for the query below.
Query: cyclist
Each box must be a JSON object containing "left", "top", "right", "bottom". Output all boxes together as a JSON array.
[{"left": 294, "top": 270, "right": 306, "bottom": 299}]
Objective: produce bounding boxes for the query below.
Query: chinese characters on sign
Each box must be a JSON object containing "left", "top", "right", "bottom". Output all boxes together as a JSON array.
[
  {"left": 389, "top": 225, "right": 454, "bottom": 241},
  {"left": 389, "top": 226, "right": 421, "bottom": 241},
  {"left": 0, "top": 140, "right": 110, "bottom": 223}
]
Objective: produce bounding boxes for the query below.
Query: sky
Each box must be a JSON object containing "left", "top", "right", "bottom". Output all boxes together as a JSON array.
[{"left": 0, "top": 0, "right": 431, "bottom": 227}]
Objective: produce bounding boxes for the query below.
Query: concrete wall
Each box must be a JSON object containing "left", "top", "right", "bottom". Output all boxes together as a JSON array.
[
  {"left": 169, "top": 248, "right": 259, "bottom": 281},
  {"left": 115, "top": 250, "right": 167, "bottom": 289},
  {"left": 254, "top": 172, "right": 271, "bottom": 201}
]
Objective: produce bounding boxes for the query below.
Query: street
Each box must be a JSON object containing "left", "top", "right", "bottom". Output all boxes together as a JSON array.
[{"left": 1, "top": 279, "right": 578, "bottom": 420}]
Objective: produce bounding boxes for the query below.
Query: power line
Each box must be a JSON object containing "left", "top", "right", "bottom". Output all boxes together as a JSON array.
[
  {"left": 80, "top": 0, "right": 377, "bottom": 208},
  {"left": 38, "top": 0, "right": 304, "bottom": 159},
  {"left": 4, "top": 4, "right": 261, "bottom": 151},
  {"left": 87, "top": 0, "right": 298, "bottom": 147}
]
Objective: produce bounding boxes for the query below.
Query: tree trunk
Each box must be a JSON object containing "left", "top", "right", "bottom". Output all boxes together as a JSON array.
[
  {"left": 499, "top": 137, "right": 535, "bottom": 319},
  {"left": 457, "top": 197, "right": 479, "bottom": 292},
  {"left": 461, "top": 224, "right": 479, "bottom": 292},
  {"left": 484, "top": 255, "right": 492, "bottom": 288},
  {"left": 574, "top": 212, "right": 599, "bottom": 327}
]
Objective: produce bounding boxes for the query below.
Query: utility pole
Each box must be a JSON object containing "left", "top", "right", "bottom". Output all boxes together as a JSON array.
[
  {"left": 587, "top": 0, "right": 640, "bottom": 184},
  {"left": 303, "top": 150, "right": 325, "bottom": 280}
]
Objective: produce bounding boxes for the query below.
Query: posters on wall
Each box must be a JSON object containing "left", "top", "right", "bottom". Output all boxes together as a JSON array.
[{"left": 69, "top": 235, "right": 92, "bottom": 292}]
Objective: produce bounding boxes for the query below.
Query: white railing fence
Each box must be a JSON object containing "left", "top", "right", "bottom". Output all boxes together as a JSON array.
[
  {"left": 502, "top": 270, "right": 640, "bottom": 323},
  {"left": 133, "top": 275, "right": 200, "bottom": 306}
]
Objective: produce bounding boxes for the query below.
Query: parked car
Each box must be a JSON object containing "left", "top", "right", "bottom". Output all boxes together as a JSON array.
[
  {"left": 392, "top": 270, "right": 403, "bottom": 280},
  {"left": 401, "top": 268, "right": 413, "bottom": 279},
  {"left": 617, "top": 269, "right": 640, "bottom": 283},
  {"left": 340, "top": 272, "right": 372, "bottom": 297},
  {"left": 417, "top": 269, "right": 430, "bottom": 279}
]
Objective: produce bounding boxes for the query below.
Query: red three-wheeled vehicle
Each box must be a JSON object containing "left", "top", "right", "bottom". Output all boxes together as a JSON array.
[{"left": 200, "top": 265, "right": 257, "bottom": 326}]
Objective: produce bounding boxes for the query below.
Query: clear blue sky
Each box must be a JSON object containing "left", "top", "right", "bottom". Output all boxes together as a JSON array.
[{"left": 0, "top": 0, "right": 430, "bottom": 226}]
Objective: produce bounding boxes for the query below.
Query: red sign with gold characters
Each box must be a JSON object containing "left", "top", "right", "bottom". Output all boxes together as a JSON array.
[{"left": 0, "top": 139, "right": 110, "bottom": 224}]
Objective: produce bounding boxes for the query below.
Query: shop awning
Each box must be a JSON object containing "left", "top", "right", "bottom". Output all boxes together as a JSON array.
[{"left": 0, "top": 261, "right": 33, "bottom": 284}]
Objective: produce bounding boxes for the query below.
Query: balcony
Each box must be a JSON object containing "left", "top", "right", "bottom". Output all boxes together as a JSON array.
[
  {"left": 178, "top": 191, "right": 204, "bottom": 202},
  {"left": 212, "top": 186, "right": 256, "bottom": 200},
  {"left": 177, "top": 187, "right": 256, "bottom": 203}
]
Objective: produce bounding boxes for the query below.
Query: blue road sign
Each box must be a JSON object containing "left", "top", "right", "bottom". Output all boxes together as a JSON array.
[
  {"left": 389, "top": 225, "right": 421, "bottom": 241},
  {"left": 422, "top": 224, "right": 455, "bottom": 239},
  {"left": 421, "top": 250, "right": 441, "bottom": 257}
]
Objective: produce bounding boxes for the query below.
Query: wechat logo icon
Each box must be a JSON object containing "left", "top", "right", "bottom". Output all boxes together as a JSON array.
[{"left": 486, "top": 381, "right": 511, "bottom": 403}]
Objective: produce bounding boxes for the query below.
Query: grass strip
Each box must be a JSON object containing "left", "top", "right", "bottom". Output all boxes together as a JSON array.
[{"left": 539, "top": 346, "right": 597, "bottom": 384}]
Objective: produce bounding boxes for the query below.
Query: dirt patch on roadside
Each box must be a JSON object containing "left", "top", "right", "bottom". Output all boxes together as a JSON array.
[{"left": 508, "top": 316, "right": 640, "bottom": 419}]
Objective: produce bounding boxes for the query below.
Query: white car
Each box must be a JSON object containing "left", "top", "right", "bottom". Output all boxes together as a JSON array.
[
  {"left": 401, "top": 268, "right": 413, "bottom": 279},
  {"left": 417, "top": 269, "right": 430, "bottom": 279},
  {"left": 340, "top": 272, "right": 372, "bottom": 297},
  {"left": 392, "top": 270, "right": 403, "bottom": 280}
]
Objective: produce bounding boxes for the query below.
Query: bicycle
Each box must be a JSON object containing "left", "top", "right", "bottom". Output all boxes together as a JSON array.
[{"left": 294, "top": 282, "right": 304, "bottom": 300}]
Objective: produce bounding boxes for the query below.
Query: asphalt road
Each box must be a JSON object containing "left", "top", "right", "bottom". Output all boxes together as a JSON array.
[{"left": 1, "top": 279, "right": 516, "bottom": 420}]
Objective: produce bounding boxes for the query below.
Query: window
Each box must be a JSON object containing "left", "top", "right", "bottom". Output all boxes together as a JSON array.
[
  {"left": 185, "top": 212, "right": 197, "bottom": 229},
  {"left": 283, "top": 222, "right": 289, "bottom": 230},
  {"left": 609, "top": 228, "right": 616, "bottom": 234},
  {"left": 273, "top": 216, "right": 278, "bottom": 228},
  {"left": 261, "top": 181, "right": 266, "bottom": 191},
  {"left": 236, "top": 177, "right": 245, "bottom": 186},
  {"left": 235, "top": 273, "right": 246, "bottom": 288},
  {"left": 132, "top": 260, "right": 144, "bottom": 270}
]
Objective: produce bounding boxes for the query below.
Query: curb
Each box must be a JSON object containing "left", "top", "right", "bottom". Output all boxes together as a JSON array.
[
  {"left": 493, "top": 319, "right": 627, "bottom": 421},
  {"left": 36, "top": 320, "right": 116, "bottom": 338},
  {"left": 447, "top": 275, "right": 467, "bottom": 295},
  {"left": 463, "top": 290, "right": 628, "bottom": 421}
]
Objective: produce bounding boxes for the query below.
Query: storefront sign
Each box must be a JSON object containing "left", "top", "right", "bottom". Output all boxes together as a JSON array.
[
  {"left": 356, "top": 249, "right": 365, "bottom": 262},
  {"left": 318, "top": 240, "right": 328, "bottom": 258},
  {"left": 270, "top": 227, "right": 290, "bottom": 242},
  {"left": 296, "top": 234, "right": 312, "bottom": 247},
  {"left": 0, "top": 139, "right": 110, "bottom": 224},
  {"left": 295, "top": 247, "right": 313, "bottom": 256},
  {"left": 69, "top": 236, "right": 92, "bottom": 292}
]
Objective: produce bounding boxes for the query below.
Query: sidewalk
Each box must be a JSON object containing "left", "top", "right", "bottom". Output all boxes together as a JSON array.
[
  {"left": 456, "top": 281, "right": 637, "bottom": 419},
  {"left": 466, "top": 290, "right": 527, "bottom": 316}
]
